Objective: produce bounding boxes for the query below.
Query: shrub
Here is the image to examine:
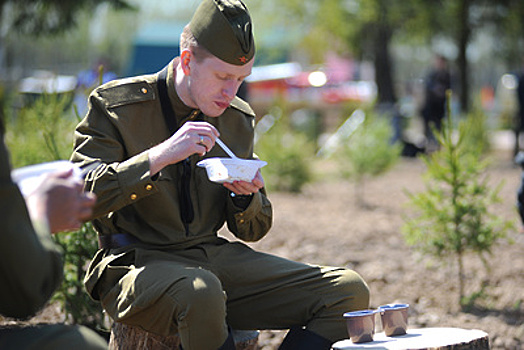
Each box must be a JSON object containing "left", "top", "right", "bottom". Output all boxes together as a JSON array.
[
  {"left": 255, "top": 106, "right": 314, "bottom": 193},
  {"left": 334, "top": 109, "right": 401, "bottom": 207}
]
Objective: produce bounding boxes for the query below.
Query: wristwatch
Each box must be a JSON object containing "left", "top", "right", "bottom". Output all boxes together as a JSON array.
[
  {"left": 229, "top": 192, "right": 253, "bottom": 198},
  {"left": 229, "top": 191, "right": 253, "bottom": 209}
]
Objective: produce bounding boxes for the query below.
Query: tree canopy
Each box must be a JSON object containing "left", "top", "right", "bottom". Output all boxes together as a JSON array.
[
  {"left": 275, "top": 0, "right": 524, "bottom": 113},
  {"left": 0, "top": 0, "right": 134, "bottom": 36}
]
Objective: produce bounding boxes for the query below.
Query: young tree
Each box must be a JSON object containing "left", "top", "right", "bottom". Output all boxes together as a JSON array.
[{"left": 403, "top": 92, "right": 513, "bottom": 307}]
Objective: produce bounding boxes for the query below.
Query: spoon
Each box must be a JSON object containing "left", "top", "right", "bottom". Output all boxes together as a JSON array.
[{"left": 215, "top": 138, "right": 239, "bottom": 159}]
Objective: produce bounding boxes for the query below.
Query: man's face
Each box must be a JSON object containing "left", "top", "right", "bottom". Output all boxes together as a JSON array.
[{"left": 186, "top": 53, "right": 254, "bottom": 117}]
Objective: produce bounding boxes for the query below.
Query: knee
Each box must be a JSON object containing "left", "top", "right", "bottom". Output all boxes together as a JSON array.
[
  {"left": 338, "top": 269, "right": 370, "bottom": 310},
  {"left": 172, "top": 270, "right": 228, "bottom": 349},
  {"left": 175, "top": 269, "right": 226, "bottom": 313}
]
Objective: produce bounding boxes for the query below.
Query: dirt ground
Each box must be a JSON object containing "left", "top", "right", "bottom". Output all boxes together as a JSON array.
[
  {"left": 235, "top": 147, "right": 524, "bottom": 350},
  {"left": 4, "top": 143, "right": 523, "bottom": 349}
]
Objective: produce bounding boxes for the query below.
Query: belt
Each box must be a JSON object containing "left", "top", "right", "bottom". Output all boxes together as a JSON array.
[{"left": 98, "top": 233, "right": 141, "bottom": 249}]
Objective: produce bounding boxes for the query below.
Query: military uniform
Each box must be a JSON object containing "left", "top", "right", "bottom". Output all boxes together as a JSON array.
[
  {"left": 0, "top": 125, "right": 107, "bottom": 349},
  {"left": 71, "top": 1, "right": 369, "bottom": 349}
]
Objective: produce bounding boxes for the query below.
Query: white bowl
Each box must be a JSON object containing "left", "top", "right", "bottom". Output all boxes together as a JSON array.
[
  {"left": 197, "top": 157, "right": 267, "bottom": 183},
  {"left": 11, "top": 160, "right": 81, "bottom": 197}
]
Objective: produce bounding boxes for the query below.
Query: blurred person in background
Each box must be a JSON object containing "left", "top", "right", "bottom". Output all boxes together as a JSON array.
[
  {"left": 0, "top": 120, "right": 103, "bottom": 350},
  {"left": 421, "top": 54, "right": 451, "bottom": 151},
  {"left": 70, "top": 0, "right": 369, "bottom": 349},
  {"left": 514, "top": 152, "right": 524, "bottom": 232},
  {"left": 515, "top": 61, "right": 524, "bottom": 156}
]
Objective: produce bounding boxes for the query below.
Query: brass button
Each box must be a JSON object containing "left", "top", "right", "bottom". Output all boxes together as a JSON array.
[
  {"left": 145, "top": 184, "right": 153, "bottom": 191},
  {"left": 130, "top": 193, "right": 137, "bottom": 200},
  {"left": 239, "top": 219, "right": 245, "bottom": 224},
  {"left": 239, "top": 213, "right": 244, "bottom": 217},
  {"left": 141, "top": 87, "right": 148, "bottom": 94}
]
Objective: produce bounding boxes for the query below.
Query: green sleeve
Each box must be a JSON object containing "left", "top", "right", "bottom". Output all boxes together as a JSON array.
[
  {"left": 71, "top": 88, "right": 158, "bottom": 219},
  {"left": 226, "top": 187, "right": 272, "bottom": 242}
]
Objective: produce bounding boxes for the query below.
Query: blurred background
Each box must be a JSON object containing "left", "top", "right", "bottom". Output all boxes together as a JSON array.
[
  {"left": 1, "top": 0, "right": 523, "bottom": 151},
  {"left": 1, "top": 2, "right": 523, "bottom": 348}
]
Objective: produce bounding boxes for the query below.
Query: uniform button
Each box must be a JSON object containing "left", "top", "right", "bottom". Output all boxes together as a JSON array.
[
  {"left": 239, "top": 219, "right": 245, "bottom": 224},
  {"left": 145, "top": 184, "right": 153, "bottom": 191},
  {"left": 239, "top": 213, "right": 244, "bottom": 217},
  {"left": 130, "top": 193, "right": 137, "bottom": 200},
  {"left": 141, "top": 87, "right": 148, "bottom": 94}
]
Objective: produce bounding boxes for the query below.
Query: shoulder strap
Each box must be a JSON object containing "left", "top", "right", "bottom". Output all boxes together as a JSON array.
[
  {"left": 157, "top": 65, "right": 178, "bottom": 135},
  {"left": 157, "top": 64, "right": 194, "bottom": 225}
]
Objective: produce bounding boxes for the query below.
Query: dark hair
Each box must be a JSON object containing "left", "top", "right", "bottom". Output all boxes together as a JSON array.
[{"left": 180, "top": 25, "right": 213, "bottom": 63}]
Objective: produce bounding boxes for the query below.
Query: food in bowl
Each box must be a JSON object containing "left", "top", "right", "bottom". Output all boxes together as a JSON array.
[{"left": 197, "top": 157, "right": 267, "bottom": 183}]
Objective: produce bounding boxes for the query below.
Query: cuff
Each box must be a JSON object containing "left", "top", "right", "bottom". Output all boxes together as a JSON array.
[{"left": 117, "top": 151, "right": 159, "bottom": 204}]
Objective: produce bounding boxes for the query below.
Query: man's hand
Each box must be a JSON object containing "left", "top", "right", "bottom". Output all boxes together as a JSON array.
[
  {"left": 223, "top": 170, "right": 264, "bottom": 196},
  {"left": 149, "top": 121, "right": 219, "bottom": 175},
  {"left": 26, "top": 169, "right": 97, "bottom": 233}
]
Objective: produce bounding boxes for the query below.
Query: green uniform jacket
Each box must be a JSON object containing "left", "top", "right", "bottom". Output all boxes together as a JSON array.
[
  {"left": 71, "top": 59, "right": 273, "bottom": 299},
  {"left": 0, "top": 130, "right": 63, "bottom": 319}
]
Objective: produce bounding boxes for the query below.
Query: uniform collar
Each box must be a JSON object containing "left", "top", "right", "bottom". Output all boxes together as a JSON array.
[{"left": 167, "top": 58, "right": 201, "bottom": 127}]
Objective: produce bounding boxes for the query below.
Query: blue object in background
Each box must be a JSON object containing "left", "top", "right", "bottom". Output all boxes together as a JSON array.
[{"left": 125, "top": 22, "right": 185, "bottom": 76}]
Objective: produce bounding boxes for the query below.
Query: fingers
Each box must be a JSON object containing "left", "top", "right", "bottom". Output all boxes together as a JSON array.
[
  {"left": 55, "top": 191, "right": 96, "bottom": 233},
  {"left": 252, "top": 171, "right": 265, "bottom": 188},
  {"left": 196, "top": 134, "right": 214, "bottom": 154},
  {"left": 184, "top": 121, "right": 220, "bottom": 138},
  {"left": 77, "top": 192, "right": 97, "bottom": 221},
  {"left": 179, "top": 121, "right": 219, "bottom": 156},
  {"left": 50, "top": 168, "right": 74, "bottom": 179},
  {"left": 223, "top": 172, "right": 264, "bottom": 196}
]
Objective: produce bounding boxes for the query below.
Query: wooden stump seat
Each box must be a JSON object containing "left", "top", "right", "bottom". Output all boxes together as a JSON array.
[
  {"left": 331, "top": 327, "right": 490, "bottom": 350},
  {"left": 108, "top": 322, "right": 259, "bottom": 350}
]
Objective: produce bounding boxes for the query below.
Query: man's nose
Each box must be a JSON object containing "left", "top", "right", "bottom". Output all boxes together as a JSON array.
[{"left": 222, "top": 81, "right": 240, "bottom": 99}]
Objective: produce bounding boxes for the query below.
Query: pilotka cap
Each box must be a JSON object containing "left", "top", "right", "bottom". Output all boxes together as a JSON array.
[{"left": 189, "top": 0, "right": 255, "bottom": 65}]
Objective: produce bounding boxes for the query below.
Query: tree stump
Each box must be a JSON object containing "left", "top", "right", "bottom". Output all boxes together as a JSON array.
[
  {"left": 108, "top": 322, "right": 259, "bottom": 350},
  {"left": 331, "top": 327, "right": 490, "bottom": 350}
]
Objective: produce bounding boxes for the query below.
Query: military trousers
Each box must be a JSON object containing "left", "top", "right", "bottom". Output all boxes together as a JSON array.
[
  {"left": 94, "top": 238, "right": 369, "bottom": 350},
  {"left": 0, "top": 324, "right": 107, "bottom": 350}
]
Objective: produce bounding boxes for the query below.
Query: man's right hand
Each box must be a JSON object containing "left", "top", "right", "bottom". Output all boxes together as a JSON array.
[
  {"left": 149, "top": 121, "right": 220, "bottom": 175},
  {"left": 26, "top": 169, "right": 96, "bottom": 233}
]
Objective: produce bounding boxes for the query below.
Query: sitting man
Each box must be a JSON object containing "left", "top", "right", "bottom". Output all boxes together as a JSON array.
[
  {"left": 71, "top": 0, "right": 369, "bottom": 349},
  {"left": 0, "top": 120, "right": 103, "bottom": 349}
]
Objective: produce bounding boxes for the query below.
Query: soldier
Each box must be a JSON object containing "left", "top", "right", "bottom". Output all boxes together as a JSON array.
[
  {"left": 421, "top": 54, "right": 451, "bottom": 151},
  {"left": 515, "top": 63, "right": 524, "bottom": 156},
  {"left": 0, "top": 121, "right": 104, "bottom": 349},
  {"left": 71, "top": 1, "right": 369, "bottom": 349}
]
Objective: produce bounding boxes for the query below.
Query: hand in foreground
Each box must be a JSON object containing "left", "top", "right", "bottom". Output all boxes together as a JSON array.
[
  {"left": 223, "top": 170, "right": 264, "bottom": 196},
  {"left": 149, "top": 121, "right": 220, "bottom": 175},
  {"left": 26, "top": 169, "right": 96, "bottom": 233}
]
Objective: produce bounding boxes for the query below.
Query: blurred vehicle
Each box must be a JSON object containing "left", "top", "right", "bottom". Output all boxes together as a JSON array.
[{"left": 246, "top": 61, "right": 376, "bottom": 119}]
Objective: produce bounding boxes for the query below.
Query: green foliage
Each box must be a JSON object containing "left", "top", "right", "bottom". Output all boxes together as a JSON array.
[
  {"left": 52, "top": 223, "right": 106, "bottom": 330},
  {"left": 403, "top": 93, "right": 513, "bottom": 307},
  {"left": 4, "top": 92, "right": 104, "bottom": 331},
  {"left": 3, "top": 0, "right": 135, "bottom": 36},
  {"left": 255, "top": 107, "right": 314, "bottom": 193},
  {"left": 335, "top": 110, "right": 402, "bottom": 207},
  {"left": 5, "top": 92, "right": 76, "bottom": 166},
  {"left": 460, "top": 105, "right": 491, "bottom": 156}
]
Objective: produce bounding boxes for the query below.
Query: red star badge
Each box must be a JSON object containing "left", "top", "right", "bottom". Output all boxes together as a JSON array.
[{"left": 239, "top": 56, "right": 247, "bottom": 64}]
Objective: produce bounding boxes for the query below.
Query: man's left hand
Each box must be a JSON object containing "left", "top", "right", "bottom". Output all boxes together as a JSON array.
[{"left": 223, "top": 170, "right": 264, "bottom": 196}]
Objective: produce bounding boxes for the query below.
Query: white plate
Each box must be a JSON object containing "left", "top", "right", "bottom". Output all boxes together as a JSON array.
[{"left": 11, "top": 160, "right": 81, "bottom": 196}]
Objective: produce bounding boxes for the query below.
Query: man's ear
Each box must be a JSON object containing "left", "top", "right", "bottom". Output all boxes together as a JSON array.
[{"left": 180, "top": 49, "right": 192, "bottom": 76}]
